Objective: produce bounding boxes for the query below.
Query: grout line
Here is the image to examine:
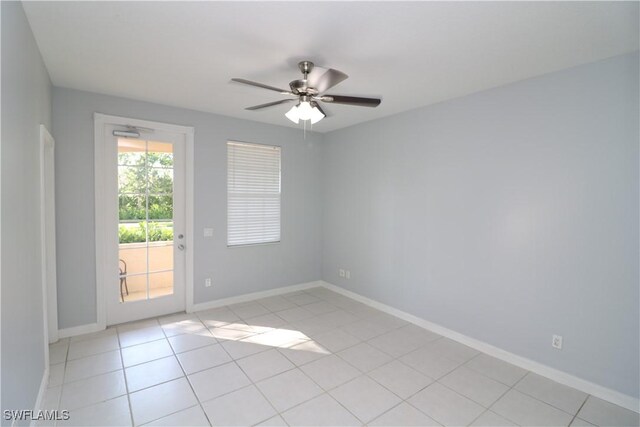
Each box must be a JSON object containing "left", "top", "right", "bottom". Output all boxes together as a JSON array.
[
  {"left": 316, "top": 295, "right": 495, "bottom": 426},
  {"left": 286, "top": 355, "right": 365, "bottom": 424},
  {"left": 404, "top": 400, "right": 448, "bottom": 427},
  {"left": 125, "top": 314, "right": 213, "bottom": 426},
  {"left": 466, "top": 409, "right": 492, "bottom": 427},
  {"left": 486, "top": 378, "right": 517, "bottom": 412},
  {"left": 323, "top": 393, "right": 367, "bottom": 426},
  {"left": 466, "top": 380, "right": 516, "bottom": 426},
  {"left": 208, "top": 290, "right": 365, "bottom": 426},
  {"left": 52, "top": 342, "right": 69, "bottom": 427},
  {"left": 460, "top": 351, "right": 531, "bottom": 389},
  {"left": 162, "top": 323, "right": 214, "bottom": 427},
  {"left": 56, "top": 378, "right": 129, "bottom": 415},
  {"left": 115, "top": 332, "right": 135, "bottom": 427},
  {"left": 61, "top": 354, "right": 123, "bottom": 385},
  {"left": 366, "top": 400, "right": 415, "bottom": 426},
  {"left": 568, "top": 396, "right": 590, "bottom": 427},
  {"left": 51, "top": 358, "right": 67, "bottom": 427},
  {"left": 355, "top": 343, "right": 448, "bottom": 426},
  {"left": 510, "top": 370, "right": 530, "bottom": 389},
  {"left": 510, "top": 373, "right": 592, "bottom": 419},
  {"left": 289, "top": 311, "right": 432, "bottom": 424},
  {"left": 215, "top": 336, "right": 286, "bottom": 425}
]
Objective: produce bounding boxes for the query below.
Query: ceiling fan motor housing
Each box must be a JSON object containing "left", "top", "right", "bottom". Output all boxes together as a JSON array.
[{"left": 289, "top": 79, "right": 318, "bottom": 96}]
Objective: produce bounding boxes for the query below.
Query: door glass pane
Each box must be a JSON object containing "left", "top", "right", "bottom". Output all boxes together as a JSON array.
[
  {"left": 149, "top": 271, "right": 174, "bottom": 299},
  {"left": 147, "top": 142, "right": 174, "bottom": 167},
  {"left": 148, "top": 241, "right": 174, "bottom": 272},
  {"left": 118, "top": 137, "right": 175, "bottom": 303},
  {"left": 119, "top": 195, "right": 147, "bottom": 222},
  {"left": 118, "top": 246, "right": 148, "bottom": 276},
  {"left": 118, "top": 139, "right": 146, "bottom": 165},
  {"left": 119, "top": 272, "right": 148, "bottom": 302},
  {"left": 148, "top": 195, "right": 173, "bottom": 221},
  {"left": 118, "top": 166, "right": 147, "bottom": 194},
  {"left": 148, "top": 168, "right": 173, "bottom": 194}
]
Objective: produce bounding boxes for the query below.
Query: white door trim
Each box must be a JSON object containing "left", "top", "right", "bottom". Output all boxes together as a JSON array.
[
  {"left": 94, "top": 113, "right": 194, "bottom": 328},
  {"left": 40, "top": 125, "right": 57, "bottom": 346}
]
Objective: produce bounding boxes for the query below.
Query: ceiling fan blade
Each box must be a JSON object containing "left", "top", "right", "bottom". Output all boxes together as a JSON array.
[
  {"left": 245, "top": 99, "right": 296, "bottom": 111},
  {"left": 313, "top": 102, "right": 330, "bottom": 118},
  {"left": 321, "top": 95, "right": 381, "bottom": 107},
  {"left": 231, "top": 78, "right": 293, "bottom": 95},
  {"left": 307, "top": 68, "right": 348, "bottom": 93}
]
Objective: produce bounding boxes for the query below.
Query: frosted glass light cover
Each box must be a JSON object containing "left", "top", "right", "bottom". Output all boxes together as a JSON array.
[
  {"left": 297, "top": 101, "right": 313, "bottom": 120},
  {"left": 310, "top": 106, "right": 325, "bottom": 124},
  {"left": 285, "top": 105, "right": 300, "bottom": 123}
]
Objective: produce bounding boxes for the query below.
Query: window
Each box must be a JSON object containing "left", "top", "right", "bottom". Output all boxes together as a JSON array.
[{"left": 227, "top": 141, "right": 281, "bottom": 246}]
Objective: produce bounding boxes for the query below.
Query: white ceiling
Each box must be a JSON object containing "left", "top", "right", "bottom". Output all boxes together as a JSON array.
[{"left": 24, "top": 1, "right": 639, "bottom": 133}]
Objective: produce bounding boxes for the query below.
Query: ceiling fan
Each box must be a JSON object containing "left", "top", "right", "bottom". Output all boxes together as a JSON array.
[{"left": 231, "top": 61, "right": 381, "bottom": 125}]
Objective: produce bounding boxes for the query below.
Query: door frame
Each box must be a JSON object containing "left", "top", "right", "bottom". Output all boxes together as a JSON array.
[
  {"left": 94, "top": 113, "right": 194, "bottom": 329},
  {"left": 40, "top": 124, "right": 58, "bottom": 348}
]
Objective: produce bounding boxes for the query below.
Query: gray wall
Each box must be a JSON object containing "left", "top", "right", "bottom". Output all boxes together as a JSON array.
[
  {"left": 52, "top": 88, "right": 322, "bottom": 329},
  {"left": 1, "top": 1, "right": 52, "bottom": 422},
  {"left": 321, "top": 52, "right": 639, "bottom": 398}
]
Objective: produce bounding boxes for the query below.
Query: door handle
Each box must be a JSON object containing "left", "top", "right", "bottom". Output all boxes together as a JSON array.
[{"left": 177, "top": 244, "right": 185, "bottom": 251}]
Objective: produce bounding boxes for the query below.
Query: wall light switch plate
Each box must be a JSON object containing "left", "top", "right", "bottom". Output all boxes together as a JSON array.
[
  {"left": 205, "top": 278, "right": 212, "bottom": 287},
  {"left": 345, "top": 270, "right": 351, "bottom": 279},
  {"left": 203, "top": 228, "right": 213, "bottom": 237},
  {"left": 339, "top": 269, "right": 345, "bottom": 278}
]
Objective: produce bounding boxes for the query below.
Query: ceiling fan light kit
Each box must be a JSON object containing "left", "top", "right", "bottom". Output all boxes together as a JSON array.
[
  {"left": 308, "top": 103, "right": 325, "bottom": 124},
  {"left": 285, "top": 96, "right": 325, "bottom": 124},
  {"left": 285, "top": 105, "right": 300, "bottom": 124},
  {"left": 232, "top": 60, "right": 381, "bottom": 127}
]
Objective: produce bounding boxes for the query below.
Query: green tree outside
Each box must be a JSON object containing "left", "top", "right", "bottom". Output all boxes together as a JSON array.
[{"left": 118, "top": 150, "right": 174, "bottom": 243}]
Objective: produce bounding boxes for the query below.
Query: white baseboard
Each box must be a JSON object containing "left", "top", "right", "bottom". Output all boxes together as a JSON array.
[
  {"left": 57, "top": 322, "right": 102, "bottom": 339},
  {"left": 55, "top": 281, "right": 323, "bottom": 339},
  {"left": 29, "top": 366, "right": 49, "bottom": 427},
  {"left": 319, "top": 281, "right": 640, "bottom": 414},
  {"left": 190, "top": 281, "right": 323, "bottom": 313}
]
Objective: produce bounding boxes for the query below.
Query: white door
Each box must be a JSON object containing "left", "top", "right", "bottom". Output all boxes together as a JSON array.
[{"left": 104, "top": 124, "right": 187, "bottom": 325}]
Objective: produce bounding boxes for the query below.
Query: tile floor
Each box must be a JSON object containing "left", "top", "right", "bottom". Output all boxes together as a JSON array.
[{"left": 42, "top": 287, "right": 639, "bottom": 426}]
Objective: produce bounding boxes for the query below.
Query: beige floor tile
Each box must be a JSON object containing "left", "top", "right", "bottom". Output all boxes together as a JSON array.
[
  {"left": 129, "top": 378, "right": 198, "bottom": 425},
  {"left": 256, "top": 368, "right": 323, "bottom": 412},
  {"left": 369, "top": 402, "right": 441, "bottom": 426},
  {"left": 408, "top": 382, "right": 485, "bottom": 426},
  {"left": 330, "top": 376, "right": 402, "bottom": 423},
  {"left": 577, "top": 396, "right": 640, "bottom": 427},
  {"left": 281, "top": 394, "right": 362, "bottom": 426},
  {"left": 491, "top": 389, "right": 574, "bottom": 426},
  {"left": 439, "top": 365, "right": 509, "bottom": 407},
  {"left": 201, "top": 385, "right": 277, "bottom": 426}
]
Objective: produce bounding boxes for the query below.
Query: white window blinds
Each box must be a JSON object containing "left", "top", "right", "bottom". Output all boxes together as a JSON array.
[{"left": 227, "top": 141, "right": 281, "bottom": 246}]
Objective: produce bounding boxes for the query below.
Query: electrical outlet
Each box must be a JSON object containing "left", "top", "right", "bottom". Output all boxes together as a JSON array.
[
  {"left": 205, "top": 278, "right": 212, "bottom": 287},
  {"left": 203, "top": 228, "right": 213, "bottom": 237},
  {"left": 339, "top": 269, "right": 345, "bottom": 278},
  {"left": 552, "top": 334, "right": 563, "bottom": 349},
  {"left": 345, "top": 270, "right": 351, "bottom": 279}
]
